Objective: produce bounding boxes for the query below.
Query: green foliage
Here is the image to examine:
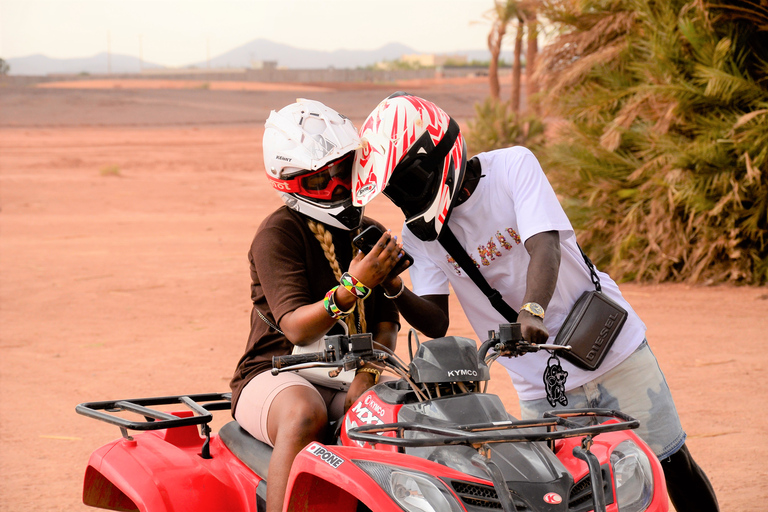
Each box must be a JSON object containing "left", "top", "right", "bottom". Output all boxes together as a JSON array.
[
  {"left": 465, "top": 97, "right": 546, "bottom": 155},
  {"left": 0, "top": 58, "right": 9, "bottom": 75},
  {"left": 535, "top": 0, "right": 768, "bottom": 284}
]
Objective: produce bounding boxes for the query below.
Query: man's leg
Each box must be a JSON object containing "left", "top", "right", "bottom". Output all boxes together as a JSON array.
[{"left": 661, "top": 443, "right": 719, "bottom": 512}]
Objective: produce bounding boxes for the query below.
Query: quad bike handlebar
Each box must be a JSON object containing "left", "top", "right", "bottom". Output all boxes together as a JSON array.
[
  {"left": 268, "top": 325, "right": 639, "bottom": 512},
  {"left": 477, "top": 322, "right": 572, "bottom": 364},
  {"left": 271, "top": 332, "right": 399, "bottom": 376}
]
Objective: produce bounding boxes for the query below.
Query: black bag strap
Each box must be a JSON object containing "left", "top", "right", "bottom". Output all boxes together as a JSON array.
[
  {"left": 438, "top": 226, "right": 518, "bottom": 322},
  {"left": 577, "top": 244, "right": 602, "bottom": 292}
]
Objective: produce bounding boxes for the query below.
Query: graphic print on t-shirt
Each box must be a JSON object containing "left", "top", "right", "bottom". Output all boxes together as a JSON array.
[{"left": 445, "top": 227, "right": 522, "bottom": 274}]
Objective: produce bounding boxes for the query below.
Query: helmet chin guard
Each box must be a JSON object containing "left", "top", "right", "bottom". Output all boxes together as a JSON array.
[
  {"left": 264, "top": 99, "right": 363, "bottom": 230},
  {"left": 352, "top": 93, "right": 466, "bottom": 241}
]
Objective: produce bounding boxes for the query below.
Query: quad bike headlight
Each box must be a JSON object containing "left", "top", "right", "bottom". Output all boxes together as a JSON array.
[
  {"left": 354, "top": 460, "right": 464, "bottom": 512},
  {"left": 610, "top": 440, "right": 654, "bottom": 512}
]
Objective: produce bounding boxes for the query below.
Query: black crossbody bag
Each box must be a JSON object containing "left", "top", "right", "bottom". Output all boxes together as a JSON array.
[
  {"left": 552, "top": 249, "right": 628, "bottom": 370},
  {"left": 438, "top": 227, "right": 627, "bottom": 371}
]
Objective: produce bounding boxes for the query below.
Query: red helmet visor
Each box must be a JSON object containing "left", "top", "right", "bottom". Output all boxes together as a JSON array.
[{"left": 269, "top": 153, "right": 354, "bottom": 201}]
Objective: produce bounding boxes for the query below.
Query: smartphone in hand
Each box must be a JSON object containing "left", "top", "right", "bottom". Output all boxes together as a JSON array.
[{"left": 353, "top": 225, "right": 413, "bottom": 273}]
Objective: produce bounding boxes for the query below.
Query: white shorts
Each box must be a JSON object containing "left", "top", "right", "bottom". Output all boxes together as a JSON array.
[{"left": 233, "top": 371, "right": 346, "bottom": 447}]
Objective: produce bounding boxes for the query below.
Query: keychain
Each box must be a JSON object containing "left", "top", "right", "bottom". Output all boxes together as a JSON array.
[{"left": 544, "top": 353, "right": 568, "bottom": 407}]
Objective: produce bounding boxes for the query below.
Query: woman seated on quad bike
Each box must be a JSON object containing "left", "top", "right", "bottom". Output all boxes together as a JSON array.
[{"left": 229, "top": 99, "right": 406, "bottom": 512}]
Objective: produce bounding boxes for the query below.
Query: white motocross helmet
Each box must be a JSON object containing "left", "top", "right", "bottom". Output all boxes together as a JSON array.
[
  {"left": 352, "top": 92, "right": 466, "bottom": 241},
  {"left": 263, "top": 99, "right": 363, "bottom": 230}
]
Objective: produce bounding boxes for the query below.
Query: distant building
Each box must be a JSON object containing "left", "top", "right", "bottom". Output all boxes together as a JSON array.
[
  {"left": 401, "top": 54, "right": 468, "bottom": 67},
  {"left": 251, "top": 60, "right": 278, "bottom": 70}
]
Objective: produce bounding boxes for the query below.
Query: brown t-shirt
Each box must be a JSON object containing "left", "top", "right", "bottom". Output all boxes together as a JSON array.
[{"left": 229, "top": 207, "right": 400, "bottom": 411}]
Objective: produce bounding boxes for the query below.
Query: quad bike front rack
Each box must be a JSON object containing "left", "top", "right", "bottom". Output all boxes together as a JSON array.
[
  {"left": 76, "top": 393, "right": 232, "bottom": 459},
  {"left": 348, "top": 408, "right": 638, "bottom": 512}
]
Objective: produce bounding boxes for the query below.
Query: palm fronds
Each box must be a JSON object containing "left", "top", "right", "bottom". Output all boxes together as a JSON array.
[{"left": 533, "top": 0, "right": 768, "bottom": 284}]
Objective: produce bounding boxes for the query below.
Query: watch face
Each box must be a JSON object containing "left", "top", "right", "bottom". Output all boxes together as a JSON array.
[{"left": 525, "top": 303, "right": 545, "bottom": 317}]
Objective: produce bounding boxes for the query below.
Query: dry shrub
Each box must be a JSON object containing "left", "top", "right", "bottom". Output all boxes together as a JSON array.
[{"left": 465, "top": 97, "right": 546, "bottom": 155}]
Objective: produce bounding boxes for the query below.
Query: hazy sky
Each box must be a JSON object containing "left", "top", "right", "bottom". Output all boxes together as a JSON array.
[{"left": 0, "top": 0, "right": 495, "bottom": 67}]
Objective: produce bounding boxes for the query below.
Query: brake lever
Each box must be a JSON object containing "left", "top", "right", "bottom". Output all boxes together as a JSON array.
[
  {"left": 272, "top": 361, "right": 341, "bottom": 374},
  {"left": 494, "top": 340, "right": 535, "bottom": 357},
  {"left": 538, "top": 343, "right": 572, "bottom": 351},
  {"left": 336, "top": 351, "right": 389, "bottom": 373},
  {"left": 495, "top": 341, "right": 572, "bottom": 356}
]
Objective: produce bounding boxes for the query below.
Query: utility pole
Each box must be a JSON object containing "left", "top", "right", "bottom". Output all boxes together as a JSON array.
[
  {"left": 207, "top": 38, "right": 211, "bottom": 69},
  {"left": 139, "top": 34, "right": 143, "bottom": 72}
]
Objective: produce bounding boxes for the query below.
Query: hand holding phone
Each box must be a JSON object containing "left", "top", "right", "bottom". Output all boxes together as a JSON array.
[{"left": 352, "top": 225, "right": 413, "bottom": 277}]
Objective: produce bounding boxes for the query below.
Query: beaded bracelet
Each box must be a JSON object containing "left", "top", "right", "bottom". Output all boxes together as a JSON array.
[
  {"left": 323, "top": 285, "right": 355, "bottom": 319},
  {"left": 340, "top": 272, "right": 372, "bottom": 300},
  {"left": 356, "top": 366, "right": 381, "bottom": 385}
]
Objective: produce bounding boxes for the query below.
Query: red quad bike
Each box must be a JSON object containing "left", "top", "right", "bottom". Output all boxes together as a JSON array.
[{"left": 77, "top": 323, "right": 668, "bottom": 512}]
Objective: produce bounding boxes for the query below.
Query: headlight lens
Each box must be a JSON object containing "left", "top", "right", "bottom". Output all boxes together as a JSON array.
[
  {"left": 354, "top": 460, "right": 465, "bottom": 512},
  {"left": 610, "top": 440, "right": 654, "bottom": 512}
]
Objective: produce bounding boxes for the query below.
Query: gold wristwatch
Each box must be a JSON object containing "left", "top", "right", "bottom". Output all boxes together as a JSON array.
[{"left": 520, "top": 302, "right": 545, "bottom": 319}]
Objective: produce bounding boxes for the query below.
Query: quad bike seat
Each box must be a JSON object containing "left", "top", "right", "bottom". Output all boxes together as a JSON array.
[{"left": 219, "top": 421, "right": 273, "bottom": 479}]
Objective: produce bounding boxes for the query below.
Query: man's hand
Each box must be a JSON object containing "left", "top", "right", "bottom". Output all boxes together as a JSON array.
[
  {"left": 348, "top": 230, "right": 403, "bottom": 289},
  {"left": 519, "top": 311, "right": 550, "bottom": 345}
]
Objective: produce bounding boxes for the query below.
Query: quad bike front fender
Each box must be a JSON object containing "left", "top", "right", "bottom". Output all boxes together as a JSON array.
[
  {"left": 555, "top": 425, "right": 668, "bottom": 512},
  {"left": 284, "top": 442, "right": 493, "bottom": 512}
]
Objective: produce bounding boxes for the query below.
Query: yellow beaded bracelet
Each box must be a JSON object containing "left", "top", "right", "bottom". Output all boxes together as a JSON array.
[{"left": 355, "top": 366, "right": 381, "bottom": 384}]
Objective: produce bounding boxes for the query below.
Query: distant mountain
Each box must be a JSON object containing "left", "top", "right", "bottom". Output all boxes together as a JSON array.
[
  {"left": 5, "top": 41, "right": 492, "bottom": 76},
  {"left": 191, "top": 39, "right": 417, "bottom": 70},
  {"left": 6, "top": 53, "right": 164, "bottom": 76}
]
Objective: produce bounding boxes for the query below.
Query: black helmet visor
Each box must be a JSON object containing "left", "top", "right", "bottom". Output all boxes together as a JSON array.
[{"left": 383, "top": 118, "right": 460, "bottom": 219}]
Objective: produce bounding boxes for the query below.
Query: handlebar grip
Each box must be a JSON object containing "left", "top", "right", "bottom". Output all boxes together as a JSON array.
[{"left": 272, "top": 352, "right": 327, "bottom": 371}]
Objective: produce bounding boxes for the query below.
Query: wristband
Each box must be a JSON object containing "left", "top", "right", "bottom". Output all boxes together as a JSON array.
[
  {"left": 340, "top": 272, "right": 372, "bottom": 300},
  {"left": 356, "top": 366, "right": 381, "bottom": 385},
  {"left": 383, "top": 279, "right": 405, "bottom": 299},
  {"left": 323, "top": 286, "right": 355, "bottom": 319}
]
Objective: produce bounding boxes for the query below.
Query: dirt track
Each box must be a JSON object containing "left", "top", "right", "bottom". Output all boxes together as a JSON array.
[{"left": 1, "top": 77, "right": 767, "bottom": 511}]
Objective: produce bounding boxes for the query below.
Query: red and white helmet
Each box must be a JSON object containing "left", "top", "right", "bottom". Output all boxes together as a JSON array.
[
  {"left": 352, "top": 92, "right": 466, "bottom": 241},
  {"left": 264, "top": 99, "right": 363, "bottom": 230}
]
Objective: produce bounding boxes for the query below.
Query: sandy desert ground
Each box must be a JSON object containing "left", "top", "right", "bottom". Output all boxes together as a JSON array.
[{"left": 1, "top": 76, "right": 767, "bottom": 511}]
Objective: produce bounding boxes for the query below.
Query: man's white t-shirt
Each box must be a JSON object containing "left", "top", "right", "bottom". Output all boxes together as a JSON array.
[{"left": 402, "top": 146, "right": 646, "bottom": 400}]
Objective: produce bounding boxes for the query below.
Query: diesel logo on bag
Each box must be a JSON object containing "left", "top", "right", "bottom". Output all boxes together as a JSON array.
[{"left": 587, "top": 312, "right": 620, "bottom": 361}]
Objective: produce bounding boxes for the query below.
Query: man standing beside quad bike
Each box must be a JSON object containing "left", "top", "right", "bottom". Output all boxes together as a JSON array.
[{"left": 352, "top": 92, "right": 720, "bottom": 512}]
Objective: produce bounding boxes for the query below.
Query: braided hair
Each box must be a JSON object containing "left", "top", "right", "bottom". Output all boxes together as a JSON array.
[{"left": 307, "top": 219, "right": 367, "bottom": 334}]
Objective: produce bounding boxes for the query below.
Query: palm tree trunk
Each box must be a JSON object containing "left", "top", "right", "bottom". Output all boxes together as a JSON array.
[
  {"left": 511, "top": 17, "right": 523, "bottom": 113},
  {"left": 488, "top": 19, "right": 507, "bottom": 100},
  {"left": 525, "top": 9, "right": 539, "bottom": 114}
]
